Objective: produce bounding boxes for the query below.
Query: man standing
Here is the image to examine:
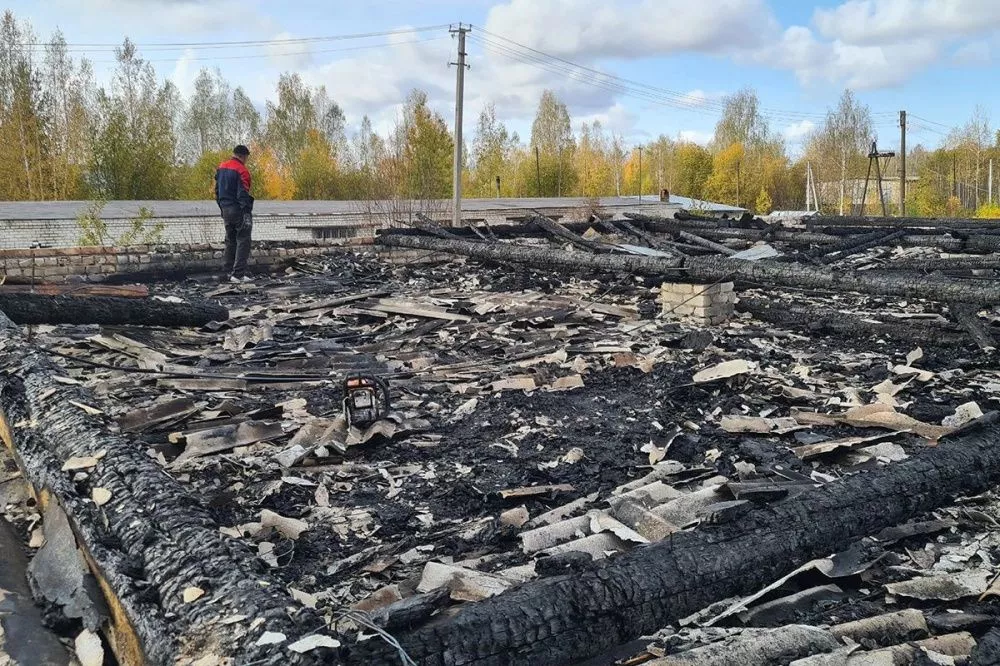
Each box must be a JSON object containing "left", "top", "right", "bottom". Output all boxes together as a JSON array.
[{"left": 214, "top": 145, "right": 254, "bottom": 283}]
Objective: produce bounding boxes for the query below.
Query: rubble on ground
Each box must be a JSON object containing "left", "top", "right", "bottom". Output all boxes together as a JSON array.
[{"left": 5, "top": 212, "right": 1000, "bottom": 664}]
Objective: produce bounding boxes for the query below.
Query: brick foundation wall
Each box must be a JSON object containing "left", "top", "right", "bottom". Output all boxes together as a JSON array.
[
  {"left": 0, "top": 239, "right": 373, "bottom": 284},
  {"left": 0, "top": 215, "right": 373, "bottom": 250},
  {"left": 659, "top": 282, "right": 736, "bottom": 326}
]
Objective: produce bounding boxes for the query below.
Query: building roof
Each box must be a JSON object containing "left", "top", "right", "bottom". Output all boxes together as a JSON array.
[
  {"left": 0, "top": 197, "right": 681, "bottom": 221},
  {"left": 617, "top": 194, "right": 746, "bottom": 213}
]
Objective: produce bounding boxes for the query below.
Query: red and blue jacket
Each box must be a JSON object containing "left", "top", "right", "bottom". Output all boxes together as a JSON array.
[{"left": 214, "top": 157, "right": 253, "bottom": 213}]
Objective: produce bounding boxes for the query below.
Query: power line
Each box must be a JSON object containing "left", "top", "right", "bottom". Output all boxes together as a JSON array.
[
  {"left": 19, "top": 25, "right": 451, "bottom": 53},
  {"left": 471, "top": 33, "right": 818, "bottom": 124},
  {"left": 471, "top": 25, "right": 877, "bottom": 122},
  {"left": 88, "top": 36, "right": 449, "bottom": 64}
]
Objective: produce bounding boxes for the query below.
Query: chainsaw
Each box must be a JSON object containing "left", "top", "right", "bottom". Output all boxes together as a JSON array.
[{"left": 342, "top": 375, "right": 391, "bottom": 428}]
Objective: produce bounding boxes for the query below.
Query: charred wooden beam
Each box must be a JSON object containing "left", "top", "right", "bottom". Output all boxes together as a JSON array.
[
  {"left": 814, "top": 229, "right": 907, "bottom": 264},
  {"left": 414, "top": 212, "right": 462, "bottom": 239},
  {"left": 0, "top": 284, "right": 149, "bottom": 298},
  {"left": 0, "top": 293, "right": 227, "bottom": 327},
  {"left": 378, "top": 235, "right": 1000, "bottom": 305},
  {"left": 0, "top": 312, "right": 314, "bottom": 664},
  {"left": 951, "top": 302, "right": 997, "bottom": 351},
  {"left": 527, "top": 214, "right": 607, "bottom": 252},
  {"left": 675, "top": 230, "right": 738, "bottom": 256},
  {"left": 807, "top": 215, "right": 1000, "bottom": 230},
  {"left": 348, "top": 412, "right": 1000, "bottom": 665},
  {"left": 883, "top": 256, "right": 1000, "bottom": 272},
  {"left": 377, "top": 234, "right": 685, "bottom": 275},
  {"left": 624, "top": 211, "right": 726, "bottom": 230},
  {"left": 612, "top": 219, "right": 688, "bottom": 256},
  {"left": 737, "top": 297, "right": 966, "bottom": 346}
]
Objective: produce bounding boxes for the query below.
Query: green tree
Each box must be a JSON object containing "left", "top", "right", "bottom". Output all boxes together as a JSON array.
[
  {"left": 0, "top": 11, "right": 53, "bottom": 200},
  {"left": 673, "top": 142, "right": 713, "bottom": 199},
  {"left": 805, "top": 90, "right": 873, "bottom": 214},
  {"left": 89, "top": 39, "right": 177, "bottom": 199},
  {"left": 403, "top": 89, "right": 453, "bottom": 199},
  {"left": 182, "top": 67, "right": 233, "bottom": 160},
  {"left": 232, "top": 86, "right": 261, "bottom": 145},
  {"left": 264, "top": 73, "right": 316, "bottom": 166},
  {"left": 706, "top": 143, "right": 746, "bottom": 206},
  {"left": 755, "top": 187, "right": 773, "bottom": 214},
  {"left": 292, "top": 129, "right": 339, "bottom": 199},
  {"left": 470, "top": 103, "right": 519, "bottom": 197},
  {"left": 43, "top": 30, "right": 94, "bottom": 199},
  {"left": 529, "top": 90, "right": 576, "bottom": 196},
  {"left": 712, "top": 87, "right": 771, "bottom": 153}
]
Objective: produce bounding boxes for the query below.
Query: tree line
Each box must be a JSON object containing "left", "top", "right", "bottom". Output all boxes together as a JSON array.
[{"left": 2, "top": 9, "right": 999, "bottom": 217}]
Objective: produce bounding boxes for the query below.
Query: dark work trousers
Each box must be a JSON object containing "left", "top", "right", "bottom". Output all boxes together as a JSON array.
[{"left": 221, "top": 206, "right": 252, "bottom": 277}]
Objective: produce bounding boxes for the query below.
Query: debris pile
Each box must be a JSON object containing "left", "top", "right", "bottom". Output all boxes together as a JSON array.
[{"left": 4, "top": 210, "right": 1000, "bottom": 664}]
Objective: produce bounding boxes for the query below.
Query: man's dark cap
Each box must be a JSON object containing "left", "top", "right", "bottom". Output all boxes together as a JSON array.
[{"left": 234, "top": 145, "right": 250, "bottom": 156}]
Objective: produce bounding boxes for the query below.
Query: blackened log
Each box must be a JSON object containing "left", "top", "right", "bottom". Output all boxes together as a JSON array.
[
  {"left": 624, "top": 211, "right": 723, "bottom": 230},
  {"left": 414, "top": 212, "right": 462, "bottom": 239},
  {"left": 348, "top": 414, "right": 1000, "bottom": 666},
  {"left": 0, "top": 293, "right": 227, "bottom": 327},
  {"left": 683, "top": 254, "right": 1000, "bottom": 305},
  {"left": 807, "top": 229, "right": 889, "bottom": 257},
  {"left": 737, "top": 297, "right": 966, "bottom": 346},
  {"left": 816, "top": 229, "right": 907, "bottom": 265},
  {"left": 0, "top": 313, "right": 313, "bottom": 664},
  {"left": 676, "top": 230, "right": 738, "bottom": 256},
  {"left": 807, "top": 215, "right": 1000, "bottom": 230},
  {"left": 376, "top": 234, "right": 684, "bottom": 274},
  {"left": 611, "top": 220, "right": 688, "bottom": 256},
  {"left": 685, "top": 227, "right": 841, "bottom": 246},
  {"left": 951, "top": 302, "right": 997, "bottom": 350},
  {"left": 527, "top": 214, "right": 607, "bottom": 252},
  {"left": 379, "top": 235, "right": 1000, "bottom": 305},
  {"left": 886, "top": 257, "right": 1000, "bottom": 272}
]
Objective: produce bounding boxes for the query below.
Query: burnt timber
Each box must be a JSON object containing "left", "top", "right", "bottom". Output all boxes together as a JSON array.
[{"left": 5, "top": 210, "right": 1000, "bottom": 665}]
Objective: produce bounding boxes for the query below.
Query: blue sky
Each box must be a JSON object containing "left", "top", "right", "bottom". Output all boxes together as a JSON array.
[{"left": 9, "top": 0, "right": 998, "bottom": 154}]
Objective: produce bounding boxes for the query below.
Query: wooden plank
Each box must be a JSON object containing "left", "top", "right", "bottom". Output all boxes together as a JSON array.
[
  {"left": 372, "top": 299, "right": 472, "bottom": 322},
  {"left": 156, "top": 378, "right": 249, "bottom": 391},
  {"left": 0, "top": 284, "right": 150, "bottom": 298}
]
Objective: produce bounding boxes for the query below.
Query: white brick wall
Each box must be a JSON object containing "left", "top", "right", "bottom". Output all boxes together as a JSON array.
[{"left": 0, "top": 201, "right": 677, "bottom": 250}]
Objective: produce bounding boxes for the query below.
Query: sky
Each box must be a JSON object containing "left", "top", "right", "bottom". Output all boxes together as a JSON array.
[{"left": 7, "top": 0, "right": 998, "bottom": 155}]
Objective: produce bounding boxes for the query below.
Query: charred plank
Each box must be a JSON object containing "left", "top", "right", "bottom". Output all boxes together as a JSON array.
[
  {"left": 347, "top": 412, "right": 1000, "bottom": 665},
  {"left": 0, "top": 293, "right": 227, "bottom": 327}
]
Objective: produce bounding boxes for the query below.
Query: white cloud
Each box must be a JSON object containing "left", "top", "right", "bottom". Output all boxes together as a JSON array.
[
  {"left": 678, "top": 130, "right": 713, "bottom": 145},
  {"left": 265, "top": 32, "right": 314, "bottom": 70},
  {"left": 484, "top": 0, "right": 778, "bottom": 59},
  {"left": 813, "top": 0, "right": 1000, "bottom": 46},
  {"left": 753, "top": 25, "right": 941, "bottom": 89},
  {"left": 296, "top": 34, "right": 456, "bottom": 132},
  {"left": 783, "top": 119, "right": 816, "bottom": 141},
  {"left": 953, "top": 40, "right": 992, "bottom": 64},
  {"left": 75, "top": 0, "right": 269, "bottom": 33},
  {"left": 575, "top": 103, "right": 639, "bottom": 136}
]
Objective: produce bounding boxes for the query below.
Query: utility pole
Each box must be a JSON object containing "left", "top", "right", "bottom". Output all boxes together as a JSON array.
[
  {"left": 637, "top": 146, "right": 642, "bottom": 201},
  {"left": 899, "top": 110, "right": 906, "bottom": 216},
  {"left": 449, "top": 24, "right": 470, "bottom": 227},
  {"left": 990, "top": 158, "right": 993, "bottom": 205}
]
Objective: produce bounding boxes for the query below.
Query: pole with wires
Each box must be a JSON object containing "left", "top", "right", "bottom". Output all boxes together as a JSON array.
[{"left": 449, "top": 24, "right": 470, "bottom": 227}]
